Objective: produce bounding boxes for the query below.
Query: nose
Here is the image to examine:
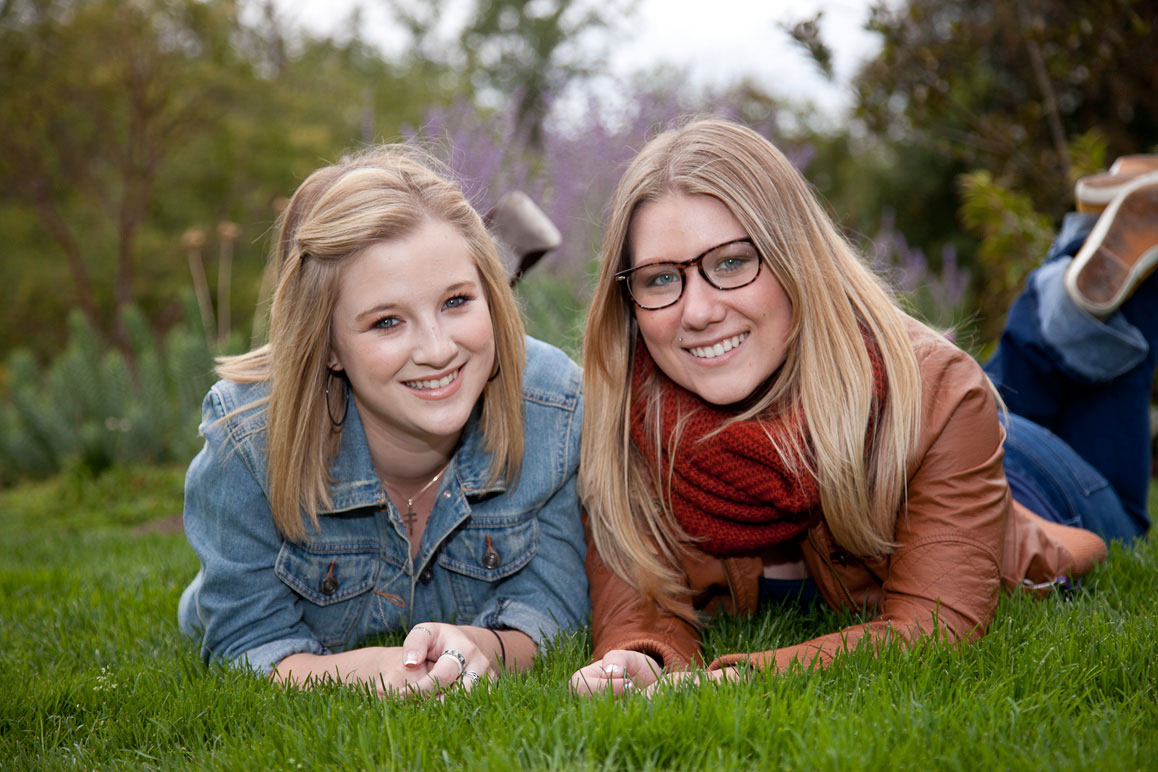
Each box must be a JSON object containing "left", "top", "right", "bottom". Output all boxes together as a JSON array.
[
  {"left": 412, "top": 319, "right": 457, "bottom": 368},
  {"left": 678, "top": 269, "right": 726, "bottom": 331}
]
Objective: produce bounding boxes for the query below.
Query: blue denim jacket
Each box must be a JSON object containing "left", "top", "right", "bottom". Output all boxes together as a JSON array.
[{"left": 178, "top": 337, "right": 588, "bottom": 675}]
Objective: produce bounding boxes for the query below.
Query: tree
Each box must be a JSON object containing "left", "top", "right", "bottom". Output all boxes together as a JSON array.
[
  {"left": 0, "top": 0, "right": 463, "bottom": 361},
  {"left": 783, "top": 0, "right": 1157, "bottom": 340},
  {"left": 388, "top": 0, "right": 638, "bottom": 147},
  {"left": 0, "top": 0, "right": 256, "bottom": 353},
  {"left": 853, "top": 0, "right": 1158, "bottom": 218}
]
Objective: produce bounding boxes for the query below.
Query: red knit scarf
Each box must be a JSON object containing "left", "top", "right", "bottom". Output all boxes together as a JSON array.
[{"left": 629, "top": 334, "right": 887, "bottom": 555}]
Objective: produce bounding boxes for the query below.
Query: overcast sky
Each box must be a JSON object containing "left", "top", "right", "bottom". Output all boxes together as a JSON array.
[{"left": 275, "top": 0, "right": 882, "bottom": 119}]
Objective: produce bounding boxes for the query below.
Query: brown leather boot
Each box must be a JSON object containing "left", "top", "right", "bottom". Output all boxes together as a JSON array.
[
  {"left": 1110, "top": 154, "right": 1158, "bottom": 175},
  {"left": 485, "top": 191, "right": 562, "bottom": 285},
  {"left": 1065, "top": 172, "right": 1158, "bottom": 317},
  {"left": 1075, "top": 155, "right": 1158, "bottom": 214}
]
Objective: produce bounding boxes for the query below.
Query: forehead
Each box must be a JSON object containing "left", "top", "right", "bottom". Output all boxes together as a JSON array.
[
  {"left": 628, "top": 193, "right": 745, "bottom": 266},
  {"left": 336, "top": 220, "right": 480, "bottom": 305}
]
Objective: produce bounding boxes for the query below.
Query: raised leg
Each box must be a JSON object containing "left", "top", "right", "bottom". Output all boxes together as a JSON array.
[{"left": 985, "top": 210, "right": 1157, "bottom": 538}]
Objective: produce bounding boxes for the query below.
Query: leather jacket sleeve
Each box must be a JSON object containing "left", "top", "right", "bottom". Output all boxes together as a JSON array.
[{"left": 585, "top": 515, "right": 704, "bottom": 669}]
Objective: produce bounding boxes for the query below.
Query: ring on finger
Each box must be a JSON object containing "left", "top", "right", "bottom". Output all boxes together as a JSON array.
[
  {"left": 440, "top": 648, "right": 467, "bottom": 674},
  {"left": 414, "top": 626, "right": 433, "bottom": 639},
  {"left": 462, "top": 670, "right": 481, "bottom": 685}
]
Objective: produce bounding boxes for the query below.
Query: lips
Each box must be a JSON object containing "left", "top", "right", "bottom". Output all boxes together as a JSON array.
[
  {"left": 404, "top": 366, "right": 461, "bottom": 390},
  {"left": 686, "top": 332, "right": 749, "bottom": 359}
]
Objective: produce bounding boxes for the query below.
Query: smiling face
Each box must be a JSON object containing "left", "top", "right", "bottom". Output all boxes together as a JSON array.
[
  {"left": 328, "top": 217, "right": 495, "bottom": 454},
  {"left": 629, "top": 193, "right": 793, "bottom": 406}
]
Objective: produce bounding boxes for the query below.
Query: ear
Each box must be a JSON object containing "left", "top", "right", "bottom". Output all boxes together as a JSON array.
[{"left": 327, "top": 347, "right": 344, "bottom": 373}]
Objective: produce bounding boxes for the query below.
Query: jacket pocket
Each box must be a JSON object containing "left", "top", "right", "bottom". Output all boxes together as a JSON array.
[
  {"left": 275, "top": 541, "right": 379, "bottom": 650},
  {"left": 438, "top": 512, "right": 538, "bottom": 618}
]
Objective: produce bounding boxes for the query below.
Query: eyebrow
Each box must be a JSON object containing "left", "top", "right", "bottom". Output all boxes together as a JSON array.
[
  {"left": 352, "top": 279, "right": 480, "bottom": 323},
  {"left": 633, "top": 236, "right": 751, "bottom": 268}
]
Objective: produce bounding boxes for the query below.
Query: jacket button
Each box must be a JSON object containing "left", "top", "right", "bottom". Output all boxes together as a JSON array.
[
  {"left": 482, "top": 547, "right": 501, "bottom": 570},
  {"left": 418, "top": 566, "right": 434, "bottom": 584},
  {"left": 320, "top": 575, "right": 339, "bottom": 595}
]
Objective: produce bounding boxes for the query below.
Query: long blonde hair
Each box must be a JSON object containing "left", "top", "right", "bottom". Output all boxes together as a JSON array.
[
  {"left": 581, "top": 118, "right": 922, "bottom": 620},
  {"left": 219, "top": 145, "right": 526, "bottom": 542}
]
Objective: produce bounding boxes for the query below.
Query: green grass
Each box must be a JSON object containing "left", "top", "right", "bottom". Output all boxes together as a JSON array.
[{"left": 2, "top": 468, "right": 1156, "bottom": 771}]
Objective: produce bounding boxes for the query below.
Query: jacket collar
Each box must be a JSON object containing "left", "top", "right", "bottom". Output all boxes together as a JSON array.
[{"left": 324, "top": 398, "right": 506, "bottom": 514}]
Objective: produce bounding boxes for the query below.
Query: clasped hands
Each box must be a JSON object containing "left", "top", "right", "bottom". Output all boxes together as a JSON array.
[
  {"left": 279, "top": 631, "right": 739, "bottom": 699},
  {"left": 276, "top": 622, "right": 498, "bottom": 699},
  {"left": 568, "top": 649, "right": 741, "bottom": 697},
  {"left": 383, "top": 622, "right": 496, "bottom": 698}
]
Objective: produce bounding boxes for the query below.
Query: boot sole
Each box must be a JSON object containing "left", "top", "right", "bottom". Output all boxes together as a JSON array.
[{"left": 1065, "top": 174, "right": 1158, "bottom": 316}]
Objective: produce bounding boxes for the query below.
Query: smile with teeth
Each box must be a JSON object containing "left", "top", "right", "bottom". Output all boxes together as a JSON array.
[
  {"left": 404, "top": 366, "right": 461, "bottom": 390},
  {"left": 687, "top": 332, "right": 749, "bottom": 359}
]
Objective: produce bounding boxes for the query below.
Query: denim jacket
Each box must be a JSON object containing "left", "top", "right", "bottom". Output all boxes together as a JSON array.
[{"left": 178, "top": 337, "right": 588, "bottom": 675}]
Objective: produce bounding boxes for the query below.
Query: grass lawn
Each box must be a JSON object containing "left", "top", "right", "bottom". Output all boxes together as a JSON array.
[{"left": 1, "top": 465, "right": 1156, "bottom": 771}]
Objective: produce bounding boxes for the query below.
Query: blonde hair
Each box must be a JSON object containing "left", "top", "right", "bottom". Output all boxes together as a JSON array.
[
  {"left": 218, "top": 145, "right": 526, "bottom": 542},
  {"left": 581, "top": 118, "right": 922, "bottom": 620}
]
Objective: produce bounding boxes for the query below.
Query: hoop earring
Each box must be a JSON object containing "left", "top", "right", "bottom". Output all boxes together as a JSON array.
[
  {"left": 488, "top": 358, "right": 501, "bottom": 382},
  {"left": 325, "top": 369, "right": 349, "bottom": 428}
]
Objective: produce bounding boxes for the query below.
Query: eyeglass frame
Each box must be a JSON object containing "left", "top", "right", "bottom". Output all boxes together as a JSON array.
[{"left": 614, "top": 237, "right": 763, "bottom": 310}]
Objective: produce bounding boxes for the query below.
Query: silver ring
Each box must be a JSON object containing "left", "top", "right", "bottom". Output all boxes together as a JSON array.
[
  {"left": 622, "top": 673, "right": 636, "bottom": 693},
  {"left": 414, "top": 626, "right": 433, "bottom": 639},
  {"left": 462, "top": 670, "right": 481, "bottom": 684},
  {"left": 440, "top": 648, "right": 466, "bottom": 674}
]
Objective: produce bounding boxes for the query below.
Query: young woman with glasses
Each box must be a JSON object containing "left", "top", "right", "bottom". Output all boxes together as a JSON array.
[{"left": 570, "top": 118, "right": 1155, "bottom": 695}]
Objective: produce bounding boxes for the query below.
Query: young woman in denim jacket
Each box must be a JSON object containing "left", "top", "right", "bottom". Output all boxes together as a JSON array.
[
  {"left": 178, "top": 146, "right": 587, "bottom": 696},
  {"left": 569, "top": 119, "right": 1154, "bottom": 695}
]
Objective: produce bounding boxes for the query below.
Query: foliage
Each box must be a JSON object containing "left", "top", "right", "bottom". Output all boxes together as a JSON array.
[
  {"left": 0, "top": 0, "right": 464, "bottom": 363},
  {"left": 1, "top": 474, "right": 1156, "bottom": 770},
  {"left": 854, "top": 0, "right": 1158, "bottom": 220},
  {"left": 781, "top": 11, "right": 834, "bottom": 80},
  {"left": 958, "top": 170, "right": 1056, "bottom": 338},
  {"left": 775, "top": 0, "right": 1158, "bottom": 345},
  {"left": 517, "top": 272, "right": 588, "bottom": 361},
  {"left": 0, "top": 302, "right": 215, "bottom": 485},
  {"left": 866, "top": 210, "right": 973, "bottom": 339},
  {"left": 459, "top": 0, "right": 638, "bottom": 146},
  {"left": 388, "top": 0, "right": 639, "bottom": 148},
  {"left": 0, "top": 0, "right": 255, "bottom": 354}
]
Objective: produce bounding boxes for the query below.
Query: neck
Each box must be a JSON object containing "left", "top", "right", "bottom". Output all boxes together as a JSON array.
[
  {"left": 379, "top": 457, "right": 451, "bottom": 492},
  {"left": 371, "top": 438, "right": 456, "bottom": 490},
  {"left": 353, "top": 405, "right": 460, "bottom": 488}
]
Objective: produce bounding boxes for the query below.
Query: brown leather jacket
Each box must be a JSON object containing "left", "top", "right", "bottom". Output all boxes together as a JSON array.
[{"left": 587, "top": 319, "right": 1102, "bottom": 672}]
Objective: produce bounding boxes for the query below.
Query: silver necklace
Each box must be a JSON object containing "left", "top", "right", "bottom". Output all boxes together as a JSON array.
[{"left": 382, "top": 465, "right": 449, "bottom": 534}]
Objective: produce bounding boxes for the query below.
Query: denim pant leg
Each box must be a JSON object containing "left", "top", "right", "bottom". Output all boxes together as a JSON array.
[
  {"left": 1002, "top": 415, "right": 1143, "bottom": 543},
  {"left": 985, "top": 213, "right": 1156, "bottom": 538}
]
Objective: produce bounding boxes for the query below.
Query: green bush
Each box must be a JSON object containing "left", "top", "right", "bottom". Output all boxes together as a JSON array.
[{"left": 0, "top": 302, "right": 216, "bottom": 485}]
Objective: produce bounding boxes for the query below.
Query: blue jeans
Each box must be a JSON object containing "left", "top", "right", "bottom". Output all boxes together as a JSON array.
[{"left": 985, "top": 213, "right": 1155, "bottom": 542}]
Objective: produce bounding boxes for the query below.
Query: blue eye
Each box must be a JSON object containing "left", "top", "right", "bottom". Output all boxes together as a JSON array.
[
  {"left": 642, "top": 270, "right": 680, "bottom": 289},
  {"left": 714, "top": 256, "right": 751, "bottom": 274},
  {"left": 444, "top": 294, "right": 472, "bottom": 310},
  {"left": 706, "top": 242, "right": 759, "bottom": 283},
  {"left": 373, "top": 316, "right": 400, "bottom": 330}
]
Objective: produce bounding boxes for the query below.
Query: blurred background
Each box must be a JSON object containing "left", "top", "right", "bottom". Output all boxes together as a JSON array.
[{"left": 1, "top": 0, "right": 1155, "bottom": 486}]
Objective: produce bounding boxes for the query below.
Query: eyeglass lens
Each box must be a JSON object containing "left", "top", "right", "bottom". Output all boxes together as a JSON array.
[{"left": 627, "top": 240, "right": 760, "bottom": 309}]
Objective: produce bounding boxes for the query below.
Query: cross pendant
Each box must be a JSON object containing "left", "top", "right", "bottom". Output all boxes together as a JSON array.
[{"left": 402, "top": 506, "right": 417, "bottom": 532}]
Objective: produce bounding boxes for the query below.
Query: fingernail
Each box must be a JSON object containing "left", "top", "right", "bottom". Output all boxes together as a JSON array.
[
  {"left": 404, "top": 650, "right": 419, "bottom": 666},
  {"left": 603, "top": 664, "right": 622, "bottom": 676}
]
